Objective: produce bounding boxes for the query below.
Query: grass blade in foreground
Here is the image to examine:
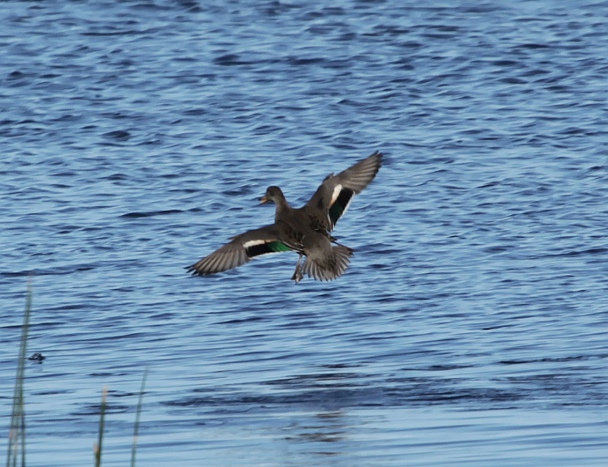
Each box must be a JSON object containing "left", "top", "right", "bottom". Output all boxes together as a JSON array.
[
  {"left": 6, "top": 280, "right": 32, "bottom": 467},
  {"left": 93, "top": 386, "right": 108, "bottom": 467},
  {"left": 130, "top": 368, "right": 148, "bottom": 467}
]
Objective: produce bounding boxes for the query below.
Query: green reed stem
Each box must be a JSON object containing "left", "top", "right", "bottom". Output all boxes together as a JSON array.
[
  {"left": 6, "top": 279, "right": 32, "bottom": 467},
  {"left": 130, "top": 368, "right": 148, "bottom": 467},
  {"left": 94, "top": 386, "right": 108, "bottom": 467}
]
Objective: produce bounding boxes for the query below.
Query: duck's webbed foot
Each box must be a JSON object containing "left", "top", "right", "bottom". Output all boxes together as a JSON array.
[{"left": 291, "top": 254, "right": 304, "bottom": 283}]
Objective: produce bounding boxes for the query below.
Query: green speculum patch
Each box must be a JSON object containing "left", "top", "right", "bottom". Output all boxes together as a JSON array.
[
  {"left": 267, "top": 241, "right": 291, "bottom": 252},
  {"left": 246, "top": 241, "right": 292, "bottom": 258}
]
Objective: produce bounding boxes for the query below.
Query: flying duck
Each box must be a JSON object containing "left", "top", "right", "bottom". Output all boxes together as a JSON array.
[{"left": 187, "top": 151, "right": 382, "bottom": 282}]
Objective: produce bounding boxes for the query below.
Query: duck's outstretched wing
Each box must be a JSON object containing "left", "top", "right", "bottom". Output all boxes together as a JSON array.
[
  {"left": 303, "top": 151, "right": 383, "bottom": 232},
  {"left": 187, "top": 225, "right": 296, "bottom": 276}
]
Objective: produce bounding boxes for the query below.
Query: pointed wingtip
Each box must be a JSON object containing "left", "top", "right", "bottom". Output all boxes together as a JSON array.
[{"left": 371, "top": 150, "right": 383, "bottom": 164}]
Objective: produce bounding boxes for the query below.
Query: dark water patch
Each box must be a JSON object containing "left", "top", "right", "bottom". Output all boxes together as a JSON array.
[
  {"left": 71, "top": 403, "right": 130, "bottom": 416},
  {"left": 213, "top": 54, "right": 254, "bottom": 66},
  {"left": 264, "top": 372, "right": 365, "bottom": 388},
  {"left": 89, "top": 372, "right": 131, "bottom": 378},
  {"left": 216, "top": 315, "right": 267, "bottom": 325},
  {"left": 182, "top": 108, "right": 207, "bottom": 116},
  {"left": 165, "top": 387, "right": 384, "bottom": 410},
  {"left": 166, "top": 376, "right": 525, "bottom": 411},
  {"left": 32, "top": 389, "right": 72, "bottom": 396},
  {"left": 285, "top": 56, "right": 328, "bottom": 66},
  {"left": 7, "top": 70, "right": 27, "bottom": 80},
  {"left": 81, "top": 29, "right": 139, "bottom": 37},
  {"left": 102, "top": 130, "right": 131, "bottom": 140},
  {"left": 497, "top": 374, "right": 608, "bottom": 407},
  {"left": 0, "top": 270, "right": 35, "bottom": 278},
  {"left": 121, "top": 209, "right": 183, "bottom": 218},
  {"left": 104, "top": 172, "right": 129, "bottom": 181},
  {"left": 25, "top": 265, "right": 96, "bottom": 276},
  {"left": 499, "top": 355, "right": 599, "bottom": 365},
  {"left": 542, "top": 247, "right": 608, "bottom": 258}
]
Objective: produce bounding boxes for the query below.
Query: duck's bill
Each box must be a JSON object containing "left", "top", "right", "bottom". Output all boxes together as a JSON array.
[{"left": 259, "top": 196, "right": 269, "bottom": 204}]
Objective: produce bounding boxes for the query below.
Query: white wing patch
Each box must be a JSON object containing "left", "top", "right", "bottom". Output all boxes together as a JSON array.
[
  {"left": 330, "top": 184, "right": 343, "bottom": 204},
  {"left": 243, "top": 239, "right": 270, "bottom": 248}
]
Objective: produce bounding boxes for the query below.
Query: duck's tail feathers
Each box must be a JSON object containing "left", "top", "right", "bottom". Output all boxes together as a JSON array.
[{"left": 302, "top": 245, "right": 353, "bottom": 281}]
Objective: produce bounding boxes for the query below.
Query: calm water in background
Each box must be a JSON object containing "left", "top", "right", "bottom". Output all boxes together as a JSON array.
[{"left": 1, "top": 0, "right": 607, "bottom": 465}]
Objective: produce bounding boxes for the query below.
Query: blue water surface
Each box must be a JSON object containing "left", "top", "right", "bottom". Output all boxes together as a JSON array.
[{"left": 1, "top": 1, "right": 607, "bottom": 465}]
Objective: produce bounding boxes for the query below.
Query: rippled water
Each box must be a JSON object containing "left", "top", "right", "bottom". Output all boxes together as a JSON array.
[{"left": 2, "top": 1, "right": 608, "bottom": 465}]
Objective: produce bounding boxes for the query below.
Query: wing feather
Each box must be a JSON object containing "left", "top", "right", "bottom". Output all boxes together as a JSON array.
[
  {"left": 302, "top": 151, "right": 382, "bottom": 232},
  {"left": 187, "top": 225, "right": 295, "bottom": 276}
]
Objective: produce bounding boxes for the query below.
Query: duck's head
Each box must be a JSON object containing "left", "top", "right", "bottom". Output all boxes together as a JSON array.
[{"left": 260, "top": 186, "right": 285, "bottom": 204}]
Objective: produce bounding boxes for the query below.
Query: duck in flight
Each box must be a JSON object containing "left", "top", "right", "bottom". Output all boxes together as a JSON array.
[{"left": 187, "top": 151, "right": 383, "bottom": 282}]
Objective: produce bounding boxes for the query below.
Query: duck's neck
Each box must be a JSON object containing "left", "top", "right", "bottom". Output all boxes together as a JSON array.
[{"left": 274, "top": 197, "right": 292, "bottom": 222}]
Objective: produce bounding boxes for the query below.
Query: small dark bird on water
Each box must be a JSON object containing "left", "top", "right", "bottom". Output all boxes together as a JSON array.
[
  {"left": 28, "top": 352, "right": 46, "bottom": 363},
  {"left": 187, "top": 151, "right": 383, "bottom": 282}
]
